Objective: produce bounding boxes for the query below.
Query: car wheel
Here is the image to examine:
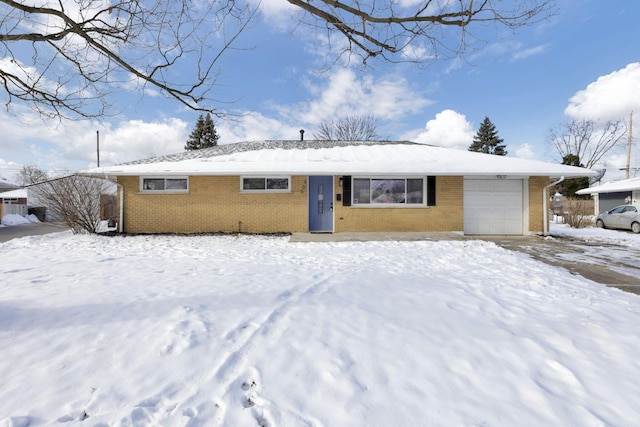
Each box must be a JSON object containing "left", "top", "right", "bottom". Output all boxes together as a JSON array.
[
  {"left": 632, "top": 222, "right": 640, "bottom": 234},
  {"left": 596, "top": 219, "right": 605, "bottom": 229}
]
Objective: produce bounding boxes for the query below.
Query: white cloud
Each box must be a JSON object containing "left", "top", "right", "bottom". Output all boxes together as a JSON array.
[
  {"left": 0, "top": 67, "right": 435, "bottom": 172},
  {"left": 511, "top": 44, "right": 549, "bottom": 61},
  {"left": 565, "top": 62, "right": 640, "bottom": 121},
  {"left": 0, "top": 159, "right": 23, "bottom": 183},
  {"left": 0, "top": 105, "right": 190, "bottom": 171},
  {"left": 217, "top": 112, "right": 298, "bottom": 142},
  {"left": 251, "top": 0, "right": 298, "bottom": 29},
  {"left": 510, "top": 143, "right": 538, "bottom": 160},
  {"left": 0, "top": 58, "right": 66, "bottom": 98},
  {"left": 461, "top": 40, "right": 548, "bottom": 68},
  {"left": 278, "top": 69, "right": 433, "bottom": 126},
  {"left": 406, "top": 109, "right": 474, "bottom": 150},
  {"left": 599, "top": 151, "right": 637, "bottom": 183},
  {"left": 401, "top": 44, "right": 436, "bottom": 62},
  {"left": 92, "top": 119, "right": 189, "bottom": 167}
]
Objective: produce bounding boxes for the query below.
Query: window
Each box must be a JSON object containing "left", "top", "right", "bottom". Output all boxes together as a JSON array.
[
  {"left": 140, "top": 177, "right": 188, "bottom": 193},
  {"left": 352, "top": 177, "right": 425, "bottom": 205},
  {"left": 241, "top": 177, "right": 290, "bottom": 192}
]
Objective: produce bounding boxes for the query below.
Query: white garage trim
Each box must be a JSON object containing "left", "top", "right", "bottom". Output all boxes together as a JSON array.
[{"left": 464, "top": 178, "right": 528, "bottom": 235}]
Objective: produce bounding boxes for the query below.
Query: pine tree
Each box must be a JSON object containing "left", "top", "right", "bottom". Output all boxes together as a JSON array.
[
  {"left": 559, "top": 154, "right": 590, "bottom": 198},
  {"left": 185, "top": 113, "right": 220, "bottom": 150},
  {"left": 469, "top": 116, "right": 507, "bottom": 155}
]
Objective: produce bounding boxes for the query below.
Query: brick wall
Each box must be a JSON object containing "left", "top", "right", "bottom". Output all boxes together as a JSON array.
[
  {"left": 333, "top": 176, "right": 464, "bottom": 232},
  {"left": 118, "top": 176, "right": 308, "bottom": 233},
  {"left": 528, "top": 176, "right": 549, "bottom": 233},
  {"left": 116, "top": 174, "right": 546, "bottom": 234}
]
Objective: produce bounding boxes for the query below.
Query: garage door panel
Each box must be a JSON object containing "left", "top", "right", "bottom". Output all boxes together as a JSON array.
[{"left": 464, "top": 179, "right": 524, "bottom": 235}]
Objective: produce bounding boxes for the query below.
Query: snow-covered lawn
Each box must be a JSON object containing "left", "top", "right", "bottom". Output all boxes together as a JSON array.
[{"left": 1, "top": 229, "right": 640, "bottom": 426}]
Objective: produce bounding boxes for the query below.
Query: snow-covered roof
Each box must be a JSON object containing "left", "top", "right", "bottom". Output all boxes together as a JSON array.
[
  {"left": 82, "top": 140, "right": 595, "bottom": 178},
  {"left": 576, "top": 177, "right": 640, "bottom": 195},
  {"left": 0, "top": 189, "right": 27, "bottom": 198},
  {"left": 0, "top": 179, "right": 20, "bottom": 189}
]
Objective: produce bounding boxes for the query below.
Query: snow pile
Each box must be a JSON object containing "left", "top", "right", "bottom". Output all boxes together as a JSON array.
[
  {"left": 0, "top": 213, "right": 41, "bottom": 226},
  {"left": 26, "top": 214, "right": 41, "bottom": 223},
  {"left": 550, "top": 222, "right": 640, "bottom": 247},
  {"left": 1, "top": 233, "right": 639, "bottom": 426}
]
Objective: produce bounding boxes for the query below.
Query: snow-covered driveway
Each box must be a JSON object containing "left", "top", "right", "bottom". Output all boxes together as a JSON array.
[
  {"left": 486, "top": 224, "right": 640, "bottom": 295},
  {"left": 1, "top": 232, "right": 639, "bottom": 426}
]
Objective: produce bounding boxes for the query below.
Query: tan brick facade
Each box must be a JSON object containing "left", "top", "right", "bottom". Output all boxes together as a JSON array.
[
  {"left": 528, "top": 176, "right": 550, "bottom": 234},
  {"left": 333, "top": 176, "right": 464, "bottom": 232},
  {"left": 116, "top": 174, "right": 551, "bottom": 235},
  {"left": 118, "top": 176, "right": 308, "bottom": 234}
]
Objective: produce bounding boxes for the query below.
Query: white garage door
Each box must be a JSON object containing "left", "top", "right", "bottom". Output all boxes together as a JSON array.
[{"left": 464, "top": 179, "right": 524, "bottom": 235}]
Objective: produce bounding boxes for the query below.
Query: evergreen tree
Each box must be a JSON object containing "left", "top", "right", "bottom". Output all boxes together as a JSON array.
[
  {"left": 559, "top": 154, "right": 590, "bottom": 198},
  {"left": 469, "top": 117, "right": 507, "bottom": 155},
  {"left": 185, "top": 113, "right": 219, "bottom": 150}
]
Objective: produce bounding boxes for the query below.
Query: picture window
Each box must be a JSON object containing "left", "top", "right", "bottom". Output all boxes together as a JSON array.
[{"left": 352, "top": 177, "right": 425, "bottom": 205}]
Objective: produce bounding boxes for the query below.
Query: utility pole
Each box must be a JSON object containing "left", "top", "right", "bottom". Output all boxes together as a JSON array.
[
  {"left": 97, "top": 130, "right": 100, "bottom": 167},
  {"left": 625, "top": 112, "right": 633, "bottom": 179}
]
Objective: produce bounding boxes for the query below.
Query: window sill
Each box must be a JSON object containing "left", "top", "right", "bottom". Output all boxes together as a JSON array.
[
  {"left": 350, "top": 204, "right": 428, "bottom": 208},
  {"left": 240, "top": 190, "right": 292, "bottom": 194},
  {"left": 138, "top": 190, "right": 189, "bottom": 195}
]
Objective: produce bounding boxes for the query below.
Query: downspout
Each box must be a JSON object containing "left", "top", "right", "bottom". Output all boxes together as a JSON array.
[
  {"left": 109, "top": 176, "right": 124, "bottom": 233},
  {"left": 543, "top": 176, "right": 564, "bottom": 236}
]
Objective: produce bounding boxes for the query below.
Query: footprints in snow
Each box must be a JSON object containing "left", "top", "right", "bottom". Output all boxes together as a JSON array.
[
  {"left": 162, "top": 306, "right": 210, "bottom": 355},
  {"left": 181, "top": 398, "right": 225, "bottom": 427},
  {"left": 240, "top": 367, "right": 273, "bottom": 427}
]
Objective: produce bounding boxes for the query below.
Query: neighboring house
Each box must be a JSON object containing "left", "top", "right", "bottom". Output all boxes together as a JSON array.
[
  {"left": 576, "top": 177, "right": 640, "bottom": 214},
  {"left": 0, "top": 189, "right": 28, "bottom": 217},
  {"left": 0, "top": 179, "right": 20, "bottom": 193},
  {"left": 82, "top": 140, "right": 594, "bottom": 236}
]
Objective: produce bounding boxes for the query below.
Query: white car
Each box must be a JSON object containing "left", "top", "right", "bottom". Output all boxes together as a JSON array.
[{"left": 596, "top": 205, "right": 640, "bottom": 233}]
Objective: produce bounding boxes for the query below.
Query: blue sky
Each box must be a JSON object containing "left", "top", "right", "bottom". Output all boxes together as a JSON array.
[{"left": 1, "top": 0, "right": 639, "bottom": 183}]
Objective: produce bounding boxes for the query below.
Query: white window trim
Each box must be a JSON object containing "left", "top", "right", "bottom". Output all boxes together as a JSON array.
[
  {"left": 240, "top": 176, "right": 291, "bottom": 193},
  {"left": 351, "top": 176, "right": 427, "bottom": 207},
  {"left": 139, "top": 176, "right": 189, "bottom": 194}
]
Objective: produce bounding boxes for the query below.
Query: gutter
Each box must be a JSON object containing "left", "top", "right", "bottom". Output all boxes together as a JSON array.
[{"left": 542, "top": 176, "right": 564, "bottom": 236}]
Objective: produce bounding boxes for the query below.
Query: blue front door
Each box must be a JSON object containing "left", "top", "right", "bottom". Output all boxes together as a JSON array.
[{"left": 309, "top": 176, "right": 334, "bottom": 232}]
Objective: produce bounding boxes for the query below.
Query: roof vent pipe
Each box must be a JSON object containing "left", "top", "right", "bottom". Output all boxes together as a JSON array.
[{"left": 299, "top": 129, "right": 305, "bottom": 141}]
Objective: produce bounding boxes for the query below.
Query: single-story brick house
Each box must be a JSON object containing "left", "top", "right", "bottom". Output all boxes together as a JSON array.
[
  {"left": 576, "top": 177, "right": 640, "bottom": 214},
  {"left": 82, "top": 140, "right": 594, "bottom": 236}
]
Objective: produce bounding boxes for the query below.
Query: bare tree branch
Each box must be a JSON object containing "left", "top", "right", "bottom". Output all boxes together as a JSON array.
[
  {"left": 0, "top": 0, "right": 555, "bottom": 119},
  {"left": 548, "top": 119, "right": 627, "bottom": 169},
  {"left": 0, "top": 0, "right": 256, "bottom": 119},
  {"left": 286, "top": 0, "right": 555, "bottom": 64},
  {"left": 314, "top": 114, "right": 381, "bottom": 140}
]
